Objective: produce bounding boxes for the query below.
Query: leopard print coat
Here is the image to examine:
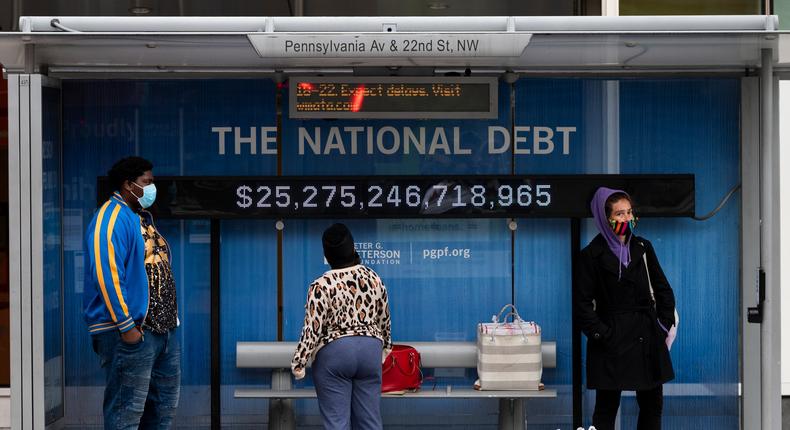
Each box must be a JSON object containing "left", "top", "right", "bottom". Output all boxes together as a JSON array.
[{"left": 291, "top": 264, "right": 392, "bottom": 378}]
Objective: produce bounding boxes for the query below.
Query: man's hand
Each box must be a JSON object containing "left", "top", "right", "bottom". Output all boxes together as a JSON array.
[{"left": 120, "top": 327, "right": 143, "bottom": 344}]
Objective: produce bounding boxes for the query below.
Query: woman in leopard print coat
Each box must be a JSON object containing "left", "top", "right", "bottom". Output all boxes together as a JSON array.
[{"left": 292, "top": 223, "right": 392, "bottom": 430}]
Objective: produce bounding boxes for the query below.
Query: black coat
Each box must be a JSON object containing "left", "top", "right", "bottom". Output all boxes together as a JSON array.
[{"left": 575, "top": 234, "right": 675, "bottom": 390}]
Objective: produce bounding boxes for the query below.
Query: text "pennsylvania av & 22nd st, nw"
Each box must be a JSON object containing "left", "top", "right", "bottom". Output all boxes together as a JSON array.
[{"left": 248, "top": 33, "right": 532, "bottom": 57}]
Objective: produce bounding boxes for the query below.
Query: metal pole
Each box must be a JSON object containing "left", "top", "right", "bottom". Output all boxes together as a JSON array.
[
  {"left": 759, "top": 47, "right": 781, "bottom": 430},
  {"left": 18, "top": 73, "right": 32, "bottom": 430},
  {"left": 571, "top": 218, "right": 582, "bottom": 428},
  {"left": 12, "top": 0, "right": 21, "bottom": 30},
  {"left": 210, "top": 220, "right": 221, "bottom": 430},
  {"left": 24, "top": 45, "right": 34, "bottom": 74},
  {"left": 29, "top": 74, "right": 45, "bottom": 429},
  {"left": 741, "top": 76, "right": 762, "bottom": 430},
  {"left": 8, "top": 73, "right": 23, "bottom": 430}
]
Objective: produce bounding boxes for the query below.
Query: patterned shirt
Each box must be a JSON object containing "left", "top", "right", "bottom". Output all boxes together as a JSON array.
[
  {"left": 291, "top": 264, "right": 392, "bottom": 376},
  {"left": 139, "top": 211, "right": 178, "bottom": 334}
]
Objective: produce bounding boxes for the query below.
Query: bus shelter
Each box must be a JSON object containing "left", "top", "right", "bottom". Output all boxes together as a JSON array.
[{"left": 0, "top": 15, "right": 786, "bottom": 429}]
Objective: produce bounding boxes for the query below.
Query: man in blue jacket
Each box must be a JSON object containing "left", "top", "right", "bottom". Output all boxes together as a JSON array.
[{"left": 84, "top": 156, "right": 180, "bottom": 429}]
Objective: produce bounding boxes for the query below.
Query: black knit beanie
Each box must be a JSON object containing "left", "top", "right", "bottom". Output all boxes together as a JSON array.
[{"left": 322, "top": 223, "right": 360, "bottom": 269}]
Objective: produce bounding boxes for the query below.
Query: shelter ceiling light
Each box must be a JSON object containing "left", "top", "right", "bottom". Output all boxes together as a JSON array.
[
  {"left": 130, "top": 6, "right": 152, "bottom": 14},
  {"left": 129, "top": 0, "right": 152, "bottom": 15},
  {"left": 503, "top": 71, "right": 519, "bottom": 84},
  {"left": 428, "top": 2, "right": 449, "bottom": 10},
  {"left": 129, "top": 6, "right": 151, "bottom": 14}
]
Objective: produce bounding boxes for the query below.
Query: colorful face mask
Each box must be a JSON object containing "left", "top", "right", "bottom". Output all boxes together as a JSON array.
[{"left": 609, "top": 218, "right": 637, "bottom": 235}]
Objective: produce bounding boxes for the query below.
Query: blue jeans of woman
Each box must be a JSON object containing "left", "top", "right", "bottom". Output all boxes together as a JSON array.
[
  {"left": 92, "top": 329, "right": 181, "bottom": 430},
  {"left": 312, "top": 336, "right": 383, "bottom": 430}
]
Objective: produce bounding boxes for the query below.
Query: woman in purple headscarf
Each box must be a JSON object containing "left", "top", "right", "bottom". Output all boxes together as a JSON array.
[{"left": 574, "top": 187, "right": 676, "bottom": 430}]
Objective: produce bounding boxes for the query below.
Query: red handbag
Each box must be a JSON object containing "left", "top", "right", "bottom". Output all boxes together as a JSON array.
[{"left": 381, "top": 344, "right": 422, "bottom": 393}]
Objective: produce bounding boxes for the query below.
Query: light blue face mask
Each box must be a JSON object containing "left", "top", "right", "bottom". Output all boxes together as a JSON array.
[{"left": 133, "top": 182, "right": 157, "bottom": 209}]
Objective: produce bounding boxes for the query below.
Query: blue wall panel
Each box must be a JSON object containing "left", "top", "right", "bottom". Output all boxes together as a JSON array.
[
  {"left": 513, "top": 78, "right": 604, "bottom": 428},
  {"left": 618, "top": 79, "right": 740, "bottom": 429},
  {"left": 513, "top": 79, "right": 607, "bottom": 174},
  {"left": 43, "top": 86, "right": 64, "bottom": 423},
  {"left": 514, "top": 219, "right": 573, "bottom": 428},
  {"left": 512, "top": 78, "right": 740, "bottom": 428},
  {"left": 219, "top": 220, "right": 278, "bottom": 424}
]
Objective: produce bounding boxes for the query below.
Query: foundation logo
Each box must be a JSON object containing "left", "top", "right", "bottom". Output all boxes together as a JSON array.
[
  {"left": 355, "top": 242, "right": 401, "bottom": 266},
  {"left": 322, "top": 242, "right": 401, "bottom": 266},
  {"left": 320, "top": 243, "right": 473, "bottom": 265}
]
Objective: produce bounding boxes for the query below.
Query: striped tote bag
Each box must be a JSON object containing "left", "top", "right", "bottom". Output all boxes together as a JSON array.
[{"left": 475, "top": 304, "right": 542, "bottom": 390}]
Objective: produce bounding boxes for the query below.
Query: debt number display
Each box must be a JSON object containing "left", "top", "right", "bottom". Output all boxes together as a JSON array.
[{"left": 236, "top": 182, "right": 551, "bottom": 213}]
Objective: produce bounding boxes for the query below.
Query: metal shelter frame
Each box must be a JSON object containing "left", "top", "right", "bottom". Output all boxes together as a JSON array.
[{"left": 0, "top": 15, "right": 785, "bottom": 429}]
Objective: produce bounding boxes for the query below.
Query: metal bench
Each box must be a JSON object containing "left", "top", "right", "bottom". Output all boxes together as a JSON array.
[{"left": 235, "top": 341, "right": 557, "bottom": 430}]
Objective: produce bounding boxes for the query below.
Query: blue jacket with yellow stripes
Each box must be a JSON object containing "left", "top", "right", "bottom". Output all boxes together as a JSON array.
[{"left": 83, "top": 192, "right": 149, "bottom": 335}]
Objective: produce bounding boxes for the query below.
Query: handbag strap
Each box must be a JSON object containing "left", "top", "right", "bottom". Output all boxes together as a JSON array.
[
  {"left": 489, "top": 312, "right": 531, "bottom": 341},
  {"left": 643, "top": 244, "right": 679, "bottom": 327},
  {"left": 384, "top": 349, "right": 421, "bottom": 376},
  {"left": 384, "top": 350, "right": 424, "bottom": 386},
  {"left": 642, "top": 244, "right": 656, "bottom": 303},
  {"left": 493, "top": 304, "right": 519, "bottom": 323}
]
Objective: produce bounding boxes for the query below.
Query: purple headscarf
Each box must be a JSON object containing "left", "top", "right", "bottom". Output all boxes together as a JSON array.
[{"left": 591, "top": 187, "right": 632, "bottom": 272}]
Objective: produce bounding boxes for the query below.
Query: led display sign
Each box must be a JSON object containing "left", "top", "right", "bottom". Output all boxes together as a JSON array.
[{"left": 289, "top": 77, "right": 498, "bottom": 119}]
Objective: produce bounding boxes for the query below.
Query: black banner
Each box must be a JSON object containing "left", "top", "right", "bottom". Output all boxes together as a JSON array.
[{"left": 98, "top": 174, "right": 695, "bottom": 219}]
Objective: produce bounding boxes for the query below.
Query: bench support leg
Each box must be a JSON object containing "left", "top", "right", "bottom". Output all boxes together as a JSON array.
[
  {"left": 269, "top": 399, "right": 295, "bottom": 430},
  {"left": 498, "top": 398, "right": 526, "bottom": 430},
  {"left": 269, "top": 370, "right": 296, "bottom": 430}
]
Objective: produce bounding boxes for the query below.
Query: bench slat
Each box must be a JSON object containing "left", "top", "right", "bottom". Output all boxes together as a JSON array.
[
  {"left": 235, "top": 388, "right": 558, "bottom": 399},
  {"left": 237, "top": 341, "right": 556, "bottom": 369}
]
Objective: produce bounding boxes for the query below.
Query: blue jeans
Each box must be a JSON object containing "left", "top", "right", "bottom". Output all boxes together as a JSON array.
[
  {"left": 92, "top": 329, "right": 181, "bottom": 430},
  {"left": 312, "top": 336, "right": 383, "bottom": 430}
]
